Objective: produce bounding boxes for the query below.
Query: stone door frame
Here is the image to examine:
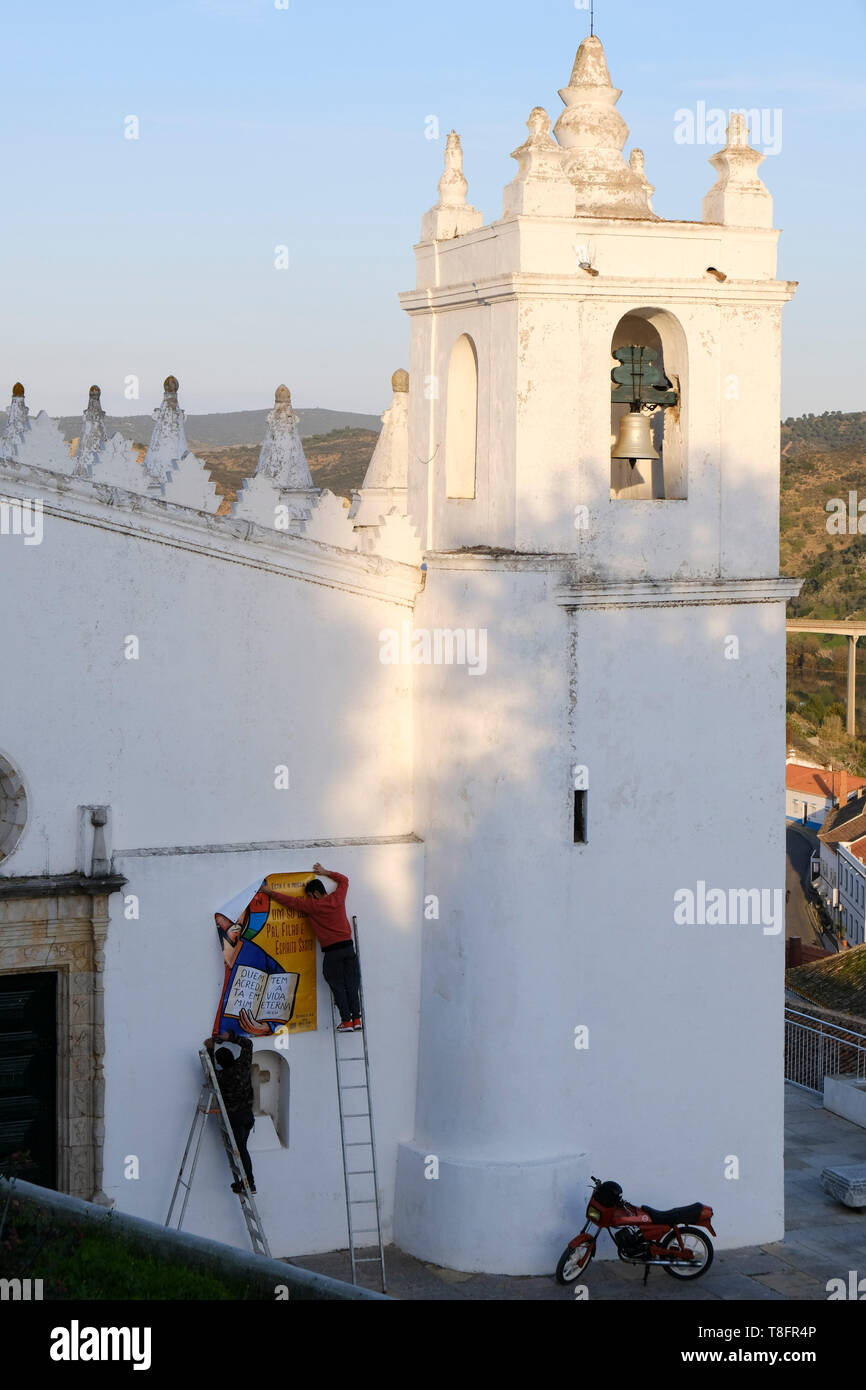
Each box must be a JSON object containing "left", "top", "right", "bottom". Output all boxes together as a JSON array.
[{"left": 0, "top": 873, "right": 124, "bottom": 1201}]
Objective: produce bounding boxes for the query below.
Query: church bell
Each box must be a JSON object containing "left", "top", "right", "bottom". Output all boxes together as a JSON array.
[{"left": 611, "top": 408, "right": 660, "bottom": 467}]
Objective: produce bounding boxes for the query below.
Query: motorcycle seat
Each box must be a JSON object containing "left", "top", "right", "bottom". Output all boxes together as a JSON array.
[{"left": 643, "top": 1201, "right": 704, "bottom": 1227}]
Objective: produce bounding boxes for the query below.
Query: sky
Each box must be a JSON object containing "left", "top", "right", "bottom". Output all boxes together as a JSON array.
[{"left": 0, "top": 0, "right": 864, "bottom": 420}]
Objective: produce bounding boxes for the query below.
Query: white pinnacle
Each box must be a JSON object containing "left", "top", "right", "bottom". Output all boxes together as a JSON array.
[
  {"left": 255, "top": 385, "right": 314, "bottom": 491},
  {"left": 74, "top": 385, "right": 108, "bottom": 476},
  {"left": 553, "top": 35, "right": 655, "bottom": 219}
]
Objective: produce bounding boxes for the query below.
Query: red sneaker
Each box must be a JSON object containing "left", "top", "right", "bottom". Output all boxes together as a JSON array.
[
  {"left": 352, "top": 1017, "right": 363, "bottom": 1031},
  {"left": 336, "top": 1021, "right": 354, "bottom": 1033}
]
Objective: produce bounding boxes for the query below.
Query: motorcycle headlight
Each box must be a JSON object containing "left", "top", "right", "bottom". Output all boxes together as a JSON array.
[{"left": 587, "top": 1206, "right": 600, "bottom": 1221}]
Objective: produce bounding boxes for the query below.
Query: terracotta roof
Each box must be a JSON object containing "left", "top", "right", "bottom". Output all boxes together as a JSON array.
[
  {"left": 786, "top": 764, "right": 866, "bottom": 798},
  {"left": 786, "top": 943, "right": 866, "bottom": 1023},
  {"left": 845, "top": 836, "right": 866, "bottom": 866},
  {"left": 818, "top": 790, "right": 866, "bottom": 845}
]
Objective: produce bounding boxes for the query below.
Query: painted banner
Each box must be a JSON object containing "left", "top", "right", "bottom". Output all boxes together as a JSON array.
[{"left": 213, "top": 872, "right": 317, "bottom": 1037}]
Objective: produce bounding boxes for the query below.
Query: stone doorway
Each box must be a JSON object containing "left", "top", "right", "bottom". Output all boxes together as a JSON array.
[
  {"left": 0, "top": 874, "right": 123, "bottom": 1201},
  {"left": 0, "top": 971, "right": 57, "bottom": 1186}
]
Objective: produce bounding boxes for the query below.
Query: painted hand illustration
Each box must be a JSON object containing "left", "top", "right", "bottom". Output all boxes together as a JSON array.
[{"left": 238, "top": 1007, "right": 272, "bottom": 1037}]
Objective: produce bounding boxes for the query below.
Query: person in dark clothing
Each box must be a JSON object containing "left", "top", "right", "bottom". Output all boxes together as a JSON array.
[
  {"left": 204, "top": 1031, "right": 256, "bottom": 1193},
  {"left": 262, "top": 863, "right": 362, "bottom": 1033}
]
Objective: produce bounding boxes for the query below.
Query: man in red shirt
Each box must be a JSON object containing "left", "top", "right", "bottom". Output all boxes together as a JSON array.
[{"left": 263, "top": 863, "right": 362, "bottom": 1032}]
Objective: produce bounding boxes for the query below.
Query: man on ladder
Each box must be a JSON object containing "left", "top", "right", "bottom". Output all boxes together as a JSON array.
[
  {"left": 204, "top": 1031, "right": 257, "bottom": 1194},
  {"left": 262, "top": 863, "right": 362, "bottom": 1033}
]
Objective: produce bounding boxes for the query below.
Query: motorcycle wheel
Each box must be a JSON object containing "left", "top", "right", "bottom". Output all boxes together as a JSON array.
[
  {"left": 660, "top": 1226, "right": 714, "bottom": 1280},
  {"left": 555, "top": 1238, "right": 594, "bottom": 1284}
]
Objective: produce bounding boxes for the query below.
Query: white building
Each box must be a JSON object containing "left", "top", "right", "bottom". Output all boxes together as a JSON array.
[
  {"left": 0, "top": 33, "right": 798, "bottom": 1273},
  {"left": 785, "top": 761, "right": 865, "bottom": 831},
  {"left": 837, "top": 842, "right": 866, "bottom": 947}
]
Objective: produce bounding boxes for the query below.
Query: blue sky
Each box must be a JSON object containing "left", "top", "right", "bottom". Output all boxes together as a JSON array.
[{"left": 0, "top": 0, "right": 863, "bottom": 419}]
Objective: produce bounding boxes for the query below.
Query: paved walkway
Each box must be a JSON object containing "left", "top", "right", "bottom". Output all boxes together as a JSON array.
[
  {"left": 287, "top": 1087, "right": 866, "bottom": 1300},
  {"left": 787, "top": 823, "right": 838, "bottom": 952}
]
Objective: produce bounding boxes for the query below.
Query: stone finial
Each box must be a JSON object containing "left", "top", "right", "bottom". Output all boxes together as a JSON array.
[
  {"left": 90, "top": 806, "right": 109, "bottom": 876},
  {"left": 232, "top": 384, "right": 317, "bottom": 527},
  {"left": 255, "top": 385, "right": 314, "bottom": 491},
  {"left": 553, "top": 35, "right": 656, "bottom": 219},
  {"left": 349, "top": 372, "right": 410, "bottom": 526},
  {"left": 702, "top": 112, "right": 773, "bottom": 228},
  {"left": 73, "top": 384, "right": 108, "bottom": 477},
  {"left": 0, "top": 382, "right": 72, "bottom": 472},
  {"left": 629, "top": 148, "right": 655, "bottom": 213},
  {"left": 439, "top": 131, "right": 469, "bottom": 208},
  {"left": 0, "top": 383, "right": 30, "bottom": 461},
  {"left": 503, "top": 107, "right": 575, "bottom": 219},
  {"left": 140, "top": 376, "right": 219, "bottom": 511},
  {"left": 143, "top": 374, "right": 189, "bottom": 487},
  {"left": 420, "top": 132, "right": 484, "bottom": 242}
]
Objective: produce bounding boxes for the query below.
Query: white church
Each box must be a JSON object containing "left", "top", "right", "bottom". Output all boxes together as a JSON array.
[{"left": 0, "top": 34, "right": 798, "bottom": 1274}]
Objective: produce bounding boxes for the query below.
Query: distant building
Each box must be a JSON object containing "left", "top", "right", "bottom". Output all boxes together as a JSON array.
[
  {"left": 817, "top": 790, "right": 866, "bottom": 943},
  {"left": 785, "top": 761, "right": 866, "bottom": 830},
  {"left": 837, "top": 839, "right": 866, "bottom": 946}
]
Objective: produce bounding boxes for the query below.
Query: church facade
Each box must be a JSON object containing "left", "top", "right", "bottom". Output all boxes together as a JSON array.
[{"left": 0, "top": 35, "right": 797, "bottom": 1273}]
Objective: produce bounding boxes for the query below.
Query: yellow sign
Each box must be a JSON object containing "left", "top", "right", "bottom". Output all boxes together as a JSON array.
[
  {"left": 258, "top": 873, "right": 317, "bottom": 1034},
  {"left": 213, "top": 872, "right": 317, "bottom": 1037}
]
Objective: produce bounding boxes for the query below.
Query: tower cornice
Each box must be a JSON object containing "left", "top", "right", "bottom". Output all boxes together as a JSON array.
[{"left": 400, "top": 272, "right": 797, "bottom": 314}]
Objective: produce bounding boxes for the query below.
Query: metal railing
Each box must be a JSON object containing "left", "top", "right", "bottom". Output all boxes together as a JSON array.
[{"left": 785, "top": 1006, "right": 866, "bottom": 1094}]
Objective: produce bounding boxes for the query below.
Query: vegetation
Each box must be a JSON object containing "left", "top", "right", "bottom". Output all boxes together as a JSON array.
[
  {"left": 782, "top": 410, "right": 866, "bottom": 454},
  {"left": 781, "top": 411, "right": 866, "bottom": 770},
  {"left": 0, "top": 1191, "right": 266, "bottom": 1300}
]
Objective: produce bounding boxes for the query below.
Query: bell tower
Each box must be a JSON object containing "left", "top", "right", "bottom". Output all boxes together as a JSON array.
[{"left": 395, "top": 34, "right": 799, "bottom": 1273}]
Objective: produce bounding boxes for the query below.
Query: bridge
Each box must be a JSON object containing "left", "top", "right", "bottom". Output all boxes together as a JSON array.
[{"left": 786, "top": 619, "right": 866, "bottom": 737}]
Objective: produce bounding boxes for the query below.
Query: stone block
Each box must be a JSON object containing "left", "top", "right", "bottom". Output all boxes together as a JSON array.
[{"left": 820, "top": 1164, "right": 866, "bottom": 1208}]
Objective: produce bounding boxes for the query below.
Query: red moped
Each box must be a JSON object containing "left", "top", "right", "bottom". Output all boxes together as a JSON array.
[{"left": 555, "top": 1176, "right": 716, "bottom": 1285}]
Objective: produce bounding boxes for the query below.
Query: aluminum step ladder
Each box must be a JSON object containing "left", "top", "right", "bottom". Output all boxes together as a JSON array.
[
  {"left": 166, "top": 1046, "right": 271, "bottom": 1258},
  {"left": 331, "top": 916, "right": 386, "bottom": 1291}
]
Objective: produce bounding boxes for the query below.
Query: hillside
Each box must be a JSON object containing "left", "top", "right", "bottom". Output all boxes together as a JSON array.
[
  {"left": 0, "top": 405, "right": 381, "bottom": 451},
  {"left": 782, "top": 410, "right": 866, "bottom": 455},
  {"left": 205, "top": 428, "right": 378, "bottom": 510},
  {"left": 781, "top": 411, "right": 866, "bottom": 772},
  {"left": 75, "top": 405, "right": 382, "bottom": 450}
]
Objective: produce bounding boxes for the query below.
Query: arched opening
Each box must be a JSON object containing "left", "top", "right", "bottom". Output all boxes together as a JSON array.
[
  {"left": 445, "top": 334, "right": 478, "bottom": 500},
  {"left": 610, "top": 310, "right": 687, "bottom": 501},
  {"left": 249, "top": 1049, "right": 290, "bottom": 1150}
]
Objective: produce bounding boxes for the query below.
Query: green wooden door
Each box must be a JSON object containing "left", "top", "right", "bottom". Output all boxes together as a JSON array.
[{"left": 0, "top": 973, "right": 56, "bottom": 1188}]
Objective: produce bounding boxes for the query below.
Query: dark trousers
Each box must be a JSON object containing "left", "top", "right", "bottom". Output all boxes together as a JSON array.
[
  {"left": 227, "top": 1107, "right": 255, "bottom": 1187},
  {"left": 322, "top": 942, "right": 361, "bottom": 1023}
]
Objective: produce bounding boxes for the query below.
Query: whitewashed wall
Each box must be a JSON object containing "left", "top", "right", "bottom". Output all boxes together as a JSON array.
[
  {"left": 397, "top": 564, "right": 789, "bottom": 1271},
  {"left": 103, "top": 840, "right": 422, "bottom": 1256},
  {"left": 0, "top": 475, "right": 425, "bottom": 1257}
]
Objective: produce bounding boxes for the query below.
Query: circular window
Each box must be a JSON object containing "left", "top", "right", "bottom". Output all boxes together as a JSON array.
[{"left": 0, "top": 755, "right": 28, "bottom": 862}]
